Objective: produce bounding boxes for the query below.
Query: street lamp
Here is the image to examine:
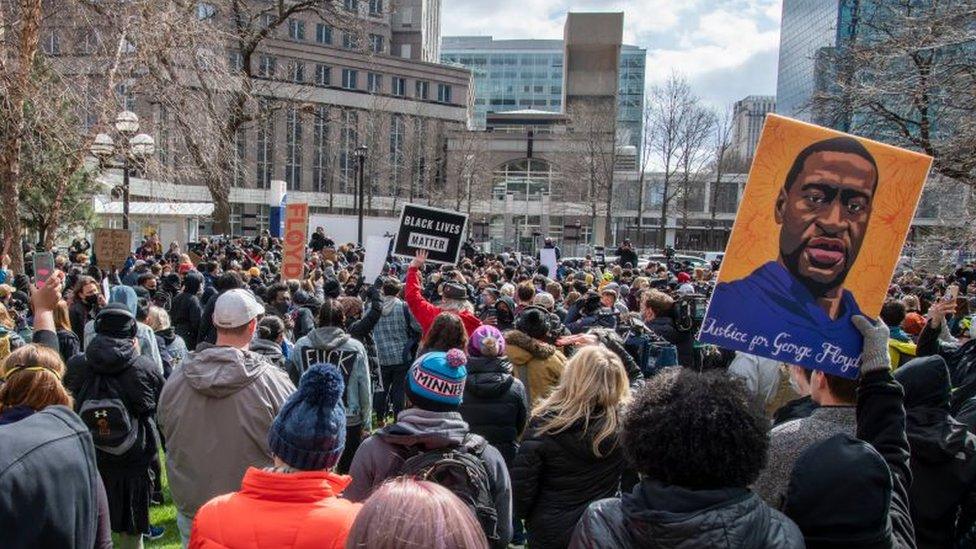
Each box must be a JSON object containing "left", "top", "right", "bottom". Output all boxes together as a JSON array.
[
  {"left": 90, "top": 110, "right": 155, "bottom": 230},
  {"left": 354, "top": 145, "right": 368, "bottom": 246}
]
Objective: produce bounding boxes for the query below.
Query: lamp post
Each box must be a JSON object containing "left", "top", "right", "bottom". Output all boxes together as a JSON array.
[
  {"left": 354, "top": 145, "right": 368, "bottom": 246},
  {"left": 90, "top": 111, "right": 155, "bottom": 230}
]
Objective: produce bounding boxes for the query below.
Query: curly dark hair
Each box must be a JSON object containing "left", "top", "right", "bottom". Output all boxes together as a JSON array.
[{"left": 622, "top": 368, "right": 769, "bottom": 489}]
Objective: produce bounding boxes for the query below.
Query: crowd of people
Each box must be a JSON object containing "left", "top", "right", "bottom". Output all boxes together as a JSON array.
[{"left": 2, "top": 228, "right": 976, "bottom": 549}]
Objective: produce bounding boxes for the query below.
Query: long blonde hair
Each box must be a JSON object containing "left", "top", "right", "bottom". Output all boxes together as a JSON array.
[{"left": 531, "top": 345, "right": 630, "bottom": 456}]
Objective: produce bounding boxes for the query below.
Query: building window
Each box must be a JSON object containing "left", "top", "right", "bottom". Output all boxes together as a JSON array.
[
  {"left": 285, "top": 108, "right": 303, "bottom": 191},
  {"left": 315, "top": 64, "right": 331, "bottom": 87},
  {"left": 42, "top": 31, "right": 60, "bottom": 55},
  {"left": 344, "top": 0, "right": 359, "bottom": 12},
  {"left": 290, "top": 61, "right": 305, "bottom": 83},
  {"left": 339, "top": 110, "right": 358, "bottom": 193},
  {"left": 197, "top": 2, "right": 216, "bottom": 21},
  {"left": 288, "top": 19, "right": 305, "bottom": 40},
  {"left": 367, "top": 72, "right": 382, "bottom": 93},
  {"left": 256, "top": 107, "right": 275, "bottom": 189},
  {"left": 368, "top": 0, "right": 383, "bottom": 15},
  {"left": 259, "top": 13, "right": 274, "bottom": 30},
  {"left": 312, "top": 106, "right": 330, "bottom": 192},
  {"left": 400, "top": 44, "right": 412, "bottom": 59},
  {"left": 369, "top": 34, "right": 383, "bottom": 54},
  {"left": 115, "top": 81, "right": 135, "bottom": 111},
  {"left": 259, "top": 55, "right": 276, "bottom": 78},
  {"left": 228, "top": 50, "right": 243, "bottom": 72},
  {"left": 315, "top": 23, "right": 332, "bottom": 44},
  {"left": 437, "top": 84, "right": 452, "bottom": 103},
  {"left": 342, "top": 32, "right": 358, "bottom": 50},
  {"left": 415, "top": 80, "right": 429, "bottom": 100},
  {"left": 342, "top": 69, "right": 358, "bottom": 89},
  {"left": 391, "top": 76, "right": 406, "bottom": 96}
]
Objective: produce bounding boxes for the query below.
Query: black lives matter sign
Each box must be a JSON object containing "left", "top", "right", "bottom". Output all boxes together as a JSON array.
[{"left": 393, "top": 204, "right": 468, "bottom": 265}]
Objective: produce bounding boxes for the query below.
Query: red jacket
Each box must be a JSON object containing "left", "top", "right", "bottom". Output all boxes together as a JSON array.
[
  {"left": 190, "top": 467, "right": 361, "bottom": 549},
  {"left": 405, "top": 266, "right": 481, "bottom": 337}
]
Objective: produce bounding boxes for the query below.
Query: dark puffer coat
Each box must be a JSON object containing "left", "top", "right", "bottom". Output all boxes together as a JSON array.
[
  {"left": 512, "top": 414, "right": 626, "bottom": 549},
  {"left": 459, "top": 355, "right": 529, "bottom": 465},
  {"left": 170, "top": 272, "right": 204, "bottom": 351},
  {"left": 569, "top": 480, "right": 804, "bottom": 548}
]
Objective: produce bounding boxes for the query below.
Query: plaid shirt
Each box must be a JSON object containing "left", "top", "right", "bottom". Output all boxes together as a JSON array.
[{"left": 373, "top": 299, "right": 420, "bottom": 366}]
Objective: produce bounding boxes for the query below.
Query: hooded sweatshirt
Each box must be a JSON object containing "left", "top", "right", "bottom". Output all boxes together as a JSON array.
[
  {"left": 894, "top": 356, "right": 976, "bottom": 548},
  {"left": 459, "top": 355, "right": 529, "bottom": 464},
  {"left": 344, "top": 408, "right": 513, "bottom": 546},
  {"left": 158, "top": 344, "right": 295, "bottom": 517},
  {"left": 83, "top": 285, "right": 162, "bottom": 374},
  {"left": 171, "top": 272, "right": 204, "bottom": 351},
  {"left": 288, "top": 327, "right": 371, "bottom": 429}
]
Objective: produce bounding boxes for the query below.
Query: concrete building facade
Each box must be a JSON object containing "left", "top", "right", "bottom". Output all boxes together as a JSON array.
[{"left": 730, "top": 95, "right": 776, "bottom": 164}]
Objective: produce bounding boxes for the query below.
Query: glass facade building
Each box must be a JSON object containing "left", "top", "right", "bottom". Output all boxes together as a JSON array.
[
  {"left": 774, "top": 0, "right": 842, "bottom": 123},
  {"left": 441, "top": 37, "right": 646, "bottom": 147}
]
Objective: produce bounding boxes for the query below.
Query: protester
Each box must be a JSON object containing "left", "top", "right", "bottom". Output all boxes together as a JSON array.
[
  {"left": 0, "top": 272, "right": 112, "bottom": 549},
  {"left": 64, "top": 304, "right": 165, "bottom": 548},
  {"left": 513, "top": 345, "right": 631, "bottom": 549},
  {"left": 171, "top": 270, "right": 204, "bottom": 351},
  {"left": 146, "top": 305, "right": 188, "bottom": 375},
  {"left": 505, "top": 307, "right": 567, "bottom": 405},
  {"left": 420, "top": 311, "right": 469, "bottom": 355},
  {"left": 288, "top": 297, "right": 372, "bottom": 473},
  {"left": 406, "top": 250, "right": 481, "bottom": 337},
  {"left": 881, "top": 298, "right": 917, "bottom": 368},
  {"left": 53, "top": 299, "right": 81, "bottom": 362},
  {"left": 159, "top": 289, "right": 295, "bottom": 545},
  {"left": 249, "top": 315, "right": 287, "bottom": 371},
  {"left": 639, "top": 290, "right": 694, "bottom": 367},
  {"left": 773, "top": 364, "right": 820, "bottom": 426},
  {"left": 83, "top": 285, "right": 163, "bottom": 375},
  {"left": 372, "top": 276, "right": 422, "bottom": 419},
  {"left": 346, "top": 478, "right": 489, "bottom": 549},
  {"left": 894, "top": 355, "right": 976, "bottom": 548},
  {"left": 69, "top": 275, "right": 103, "bottom": 345},
  {"left": 190, "top": 364, "right": 360, "bottom": 549},
  {"left": 570, "top": 367, "right": 803, "bottom": 548},
  {"left": 345, "top": 349, "right": 513, "bottom": 547}
]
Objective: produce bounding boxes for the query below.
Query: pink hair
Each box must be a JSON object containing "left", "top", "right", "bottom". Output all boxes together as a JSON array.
[{"left": 345, "top": 478, "right": 488, "bottom": 549}]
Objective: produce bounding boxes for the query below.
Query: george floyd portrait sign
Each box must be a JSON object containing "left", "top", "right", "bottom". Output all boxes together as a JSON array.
[
  {"left": 699, "top": 114, "right": 932, "bottom": 378},
  {"left": 393, "top": 203, "right": 468, "bottom": 265}
]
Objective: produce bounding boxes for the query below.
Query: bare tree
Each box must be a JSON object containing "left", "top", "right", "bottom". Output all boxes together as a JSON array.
[
  {"left": 675, "top": 106, "right": 714, "bottom": 243},
  {"left": 812, "top": 0, "right": 976, "bottom": 187},
  {"left": 647, "top": 73, "right": 696, "bottom": 249},
  {"left": 564, "top": 99, "right": 618, "bottom": 245},
  {"left": 707, "top": 104, "right": 734, "bottom": 249}
]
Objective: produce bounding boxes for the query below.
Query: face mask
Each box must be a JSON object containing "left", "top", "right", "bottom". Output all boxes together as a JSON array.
[{"left": 85, "top": 295, "right": 98, "bottom": 306}]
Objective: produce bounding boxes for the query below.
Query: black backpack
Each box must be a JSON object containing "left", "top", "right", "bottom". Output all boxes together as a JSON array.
[
  {"left": 78, "top": 374, "right": 139, "bottom": 456},
  {"left": 396, "top": 434, "right": 500, "bottom": 544}
]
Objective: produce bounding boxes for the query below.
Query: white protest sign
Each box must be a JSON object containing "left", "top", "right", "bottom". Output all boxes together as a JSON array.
[
  {"left": 364, "top": 235, "right": 391, "bottom": 282},
  {"left": 540, "top": 248, "right": 558, "bottom": 278}
]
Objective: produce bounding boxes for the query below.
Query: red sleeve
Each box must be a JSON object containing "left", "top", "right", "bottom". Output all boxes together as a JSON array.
[
  {"left": 460, "top": 311, "right": 482, "bottom": 338},
  {"left": 405, "top": 266, "right": 439, "bottom": 334}
]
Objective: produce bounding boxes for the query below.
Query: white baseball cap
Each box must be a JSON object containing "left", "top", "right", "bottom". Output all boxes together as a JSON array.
[{"left": 213, "top": 289, "right": 265, "bottom": 329}]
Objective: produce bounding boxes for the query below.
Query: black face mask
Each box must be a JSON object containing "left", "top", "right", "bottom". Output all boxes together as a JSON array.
[
  {"left": 275, "top": 302, "right": 291, "bottom": 314},
  {"left": 84, "top": 295, "right": 99, "bottom": 307}
]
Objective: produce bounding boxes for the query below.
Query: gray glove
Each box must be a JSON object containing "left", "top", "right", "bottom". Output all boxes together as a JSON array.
[{"left": 852, "top": 315, "right": 890, "bottom": 375}]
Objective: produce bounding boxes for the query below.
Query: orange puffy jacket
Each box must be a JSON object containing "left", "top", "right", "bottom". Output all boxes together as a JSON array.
[{"left": 190, "top": 467, "right": 361, "bottom": 549}]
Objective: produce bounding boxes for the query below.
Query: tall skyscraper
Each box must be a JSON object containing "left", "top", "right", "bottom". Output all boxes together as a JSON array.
[
  {"left": 391, "top": 0, "right": 442, "bottom": 62},
  {"left": 774, "top": 0, "right": 842, "bottom": 123},
  {"left": 730, "top": 95, "right": 776, "bottom": 163},
  {"left": 441, "top": 31, "right": 646, "bottom": 147}
]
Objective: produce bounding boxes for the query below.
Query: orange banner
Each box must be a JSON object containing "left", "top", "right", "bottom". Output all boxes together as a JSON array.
[{"left": 282, "top": 203, "right": 309, "bottom": 281}]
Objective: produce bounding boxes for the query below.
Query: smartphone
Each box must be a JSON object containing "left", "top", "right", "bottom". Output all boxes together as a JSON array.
[
  {"left": 33, "top": 252, "right": 55, "bottom": 289},
  {"left": 944, "top": 284, "right": 960, "bottom": 302}
]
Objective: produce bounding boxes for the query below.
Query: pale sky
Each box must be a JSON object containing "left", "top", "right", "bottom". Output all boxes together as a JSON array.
[{"left": 441, "top": 0, "right": 783, "bottom": 112}]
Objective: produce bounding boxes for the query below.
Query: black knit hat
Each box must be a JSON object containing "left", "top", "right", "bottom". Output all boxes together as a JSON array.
[
  {"left": 94, "top": 304, "right": 137, "bottom": 339},
  {"left": 784, "top": 434, "right": 893, "bottom": 548},
  {"left": 516, "top": 306, "right": 550, "bottom": 340}
]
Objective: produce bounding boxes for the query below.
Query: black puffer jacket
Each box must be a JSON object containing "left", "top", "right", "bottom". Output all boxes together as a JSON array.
[
  {"left": 569, "top": 480, "right": 804, "bottom": 548},
  {"left": 64, "top": 336, "right": 164, "bottom": 474},
  {"left": 894, "top": 356, "right": 976, "bottom": 548},
  {"left": 170, "top": 272, "right": 204, "bottom": 351},
  {"left": 513, "top": 414, "right": 626, "bottom": 549},
  {"left": 459, "top": 355, "right": 529, "bottom": 465}
]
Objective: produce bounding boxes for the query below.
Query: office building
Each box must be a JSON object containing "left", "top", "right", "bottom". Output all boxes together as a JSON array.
[
  {"left": 390, "top": 0, "right": 442, "bottom": 62},
  {"left": 775, "top": 1, "right": 841, "bottom": 123},
  {"left": 441, "top": 30, "right": 646, "bottom": 147},
  {"left": 730, "top": 95, "right": 775, "bottom": 164}
]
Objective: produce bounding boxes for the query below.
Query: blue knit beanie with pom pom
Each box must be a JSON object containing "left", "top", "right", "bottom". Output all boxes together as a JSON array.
[
  {"left": 406, "top": 349, "right": 468, "bottom": 412},
  {"left": 268, "top": 363, "right": 346, "bottom": 470}
]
